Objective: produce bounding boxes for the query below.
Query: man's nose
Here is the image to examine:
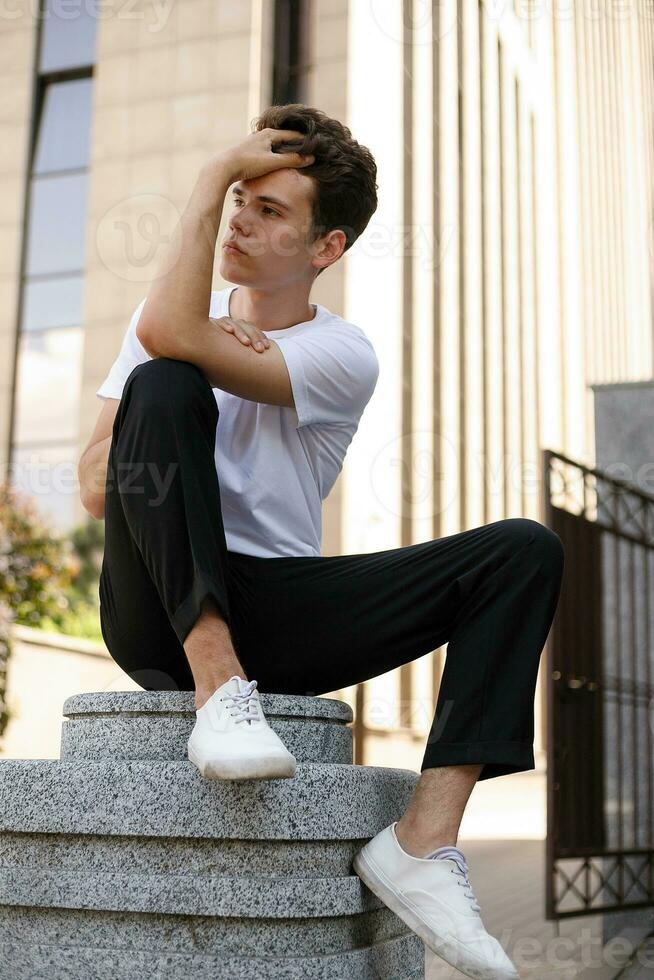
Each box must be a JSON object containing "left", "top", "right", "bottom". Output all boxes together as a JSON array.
[{"left": 229, "top": 208, "right": 251, "bottom": 233}]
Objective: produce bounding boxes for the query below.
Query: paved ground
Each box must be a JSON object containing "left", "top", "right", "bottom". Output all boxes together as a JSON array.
[
  {"left": 417, "top": 769, "right": 645, "bottom": 979},
  {"left": 423, "top": 838, "right": 606, "bottom": 978},
  {"left": 618, "top": 936, "right": 654, "bottom": 978}
]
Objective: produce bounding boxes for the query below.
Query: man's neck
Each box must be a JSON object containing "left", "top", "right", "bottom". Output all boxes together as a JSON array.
[{"left": 228, "top": 285, "right": 316, "bottom": 332}]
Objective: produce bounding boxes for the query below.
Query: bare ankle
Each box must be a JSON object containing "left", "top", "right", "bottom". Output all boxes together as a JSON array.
[
  {"left": 195, "top": 687, "right": 217, "bottom": 710},
  {"left": 194, "top": 673, "right": 249, "bottom": 710},
  {"left": 394, "top": 818, "right": 458, "bottom": 857},
  {"left": 184, "top": 600, "right": 248, "bottom": 709}
]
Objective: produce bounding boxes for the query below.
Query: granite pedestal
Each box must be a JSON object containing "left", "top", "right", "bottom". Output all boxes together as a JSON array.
[{"left": 0, "top": 691, "right": 424, "bottom": 978}]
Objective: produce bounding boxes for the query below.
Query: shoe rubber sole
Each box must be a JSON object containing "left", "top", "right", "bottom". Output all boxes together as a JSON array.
[
  {"left": 352, "top": 845, "right": 515, "bottom": 980},
  {"left": 187, "top": 744, "right": 297, "bottom": 781}
]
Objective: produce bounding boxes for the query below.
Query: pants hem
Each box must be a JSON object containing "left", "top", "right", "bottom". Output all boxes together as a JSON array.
[
  {"left": 420, "top": 739, "right": 535, "bottom": 781},
  {"left": 171, "top": 570, "right": 233, "bottom": 647}
]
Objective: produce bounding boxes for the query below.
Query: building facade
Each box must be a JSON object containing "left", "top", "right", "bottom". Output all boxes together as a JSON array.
[{"left": 1, "top": 0, "right": 653, "bottom": 772}]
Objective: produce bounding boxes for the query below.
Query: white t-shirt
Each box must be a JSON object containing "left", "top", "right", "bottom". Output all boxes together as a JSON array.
[{"left": 96, "top": 285, "right": 379, "bottom": 558}]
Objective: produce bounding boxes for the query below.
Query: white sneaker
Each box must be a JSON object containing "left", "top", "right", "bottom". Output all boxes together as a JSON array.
[
  {"left": 352, "top": 822, "right": 519, "bottom": 979},
  {"left": 187, "top": 675, "right": 297, "bottom": 780}
]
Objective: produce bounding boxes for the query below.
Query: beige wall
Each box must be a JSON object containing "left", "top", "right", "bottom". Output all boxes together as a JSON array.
[
  {"left": 1, "top": 624, "right": 139, "bottom": 761},
  {"left": 554, "top": 2, "right": 654, "bottom": 464},
  {"left": 0, "top": 12, "right": 36, "bottom": 483},
  {"left": 341, "top": 0, "right": 654, "bottom": 764}
]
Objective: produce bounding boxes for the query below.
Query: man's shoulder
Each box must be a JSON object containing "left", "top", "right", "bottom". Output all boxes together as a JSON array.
[
  {"left": 311, "top": 303, "right": 371, "bottom": 341},
  {"left": 207, "top": 289, "right": 378, "bottom": 369},
  {"left": 315, "top": 307, "right": 379, "bottom": 368}
]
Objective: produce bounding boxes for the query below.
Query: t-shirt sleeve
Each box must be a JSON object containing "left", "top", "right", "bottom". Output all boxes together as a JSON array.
[
  {"left": 95, "top": 297, "right": 150, "bottom": 401},
  {"left": 273, "top": 323, "right": 379, "bottom": 428}
]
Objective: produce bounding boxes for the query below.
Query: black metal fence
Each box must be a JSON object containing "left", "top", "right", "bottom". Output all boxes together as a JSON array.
[{"left": 544, "top": 448, "right": 654, "bottom": 918}]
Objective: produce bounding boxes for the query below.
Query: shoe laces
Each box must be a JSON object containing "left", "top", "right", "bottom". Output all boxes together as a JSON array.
[
  {"left": 220, "top": 678, "right": 261, "bottom": 724},
  {"left": 444, "top": 849, "right": 481, "bottom": 912}
]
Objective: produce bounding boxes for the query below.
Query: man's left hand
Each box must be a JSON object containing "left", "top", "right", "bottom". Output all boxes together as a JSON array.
[{"left": 213, "top": 316, "right": 271, "bottom": 353}]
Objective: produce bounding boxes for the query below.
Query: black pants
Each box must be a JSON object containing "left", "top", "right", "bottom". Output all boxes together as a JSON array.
[{"left": 99, "top": 357, "right": 565, "bottom": 781}]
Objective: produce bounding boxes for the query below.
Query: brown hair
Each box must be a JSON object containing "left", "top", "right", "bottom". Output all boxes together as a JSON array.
[{"left": 251, "top": 104, "right": 378, "bottom": 277}]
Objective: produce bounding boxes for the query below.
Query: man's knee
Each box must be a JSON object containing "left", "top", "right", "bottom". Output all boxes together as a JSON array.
[
  {"left": 500, "top": 517, "right": 564, "bottom": 568},
  {"left": 124, "top": 358, "right": 215, "bottom": 414},
  {"left": 127, "top": 356, "right": 203, "bottom": 388}
]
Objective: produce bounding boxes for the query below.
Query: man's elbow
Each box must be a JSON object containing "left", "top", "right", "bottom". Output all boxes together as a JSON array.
[
  {"left": 80, "top": 490, "right": 104, "bottom": 521},
  {"left": 137, "top": 315, "right": 207, "bottom": 363},
  {"left": 136, "top": 316, "right": 168, "bottom": 359}
]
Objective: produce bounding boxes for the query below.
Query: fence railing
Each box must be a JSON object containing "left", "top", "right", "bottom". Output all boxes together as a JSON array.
[{"left": 544, "top": 448, "right": 654, "bottom": 918}]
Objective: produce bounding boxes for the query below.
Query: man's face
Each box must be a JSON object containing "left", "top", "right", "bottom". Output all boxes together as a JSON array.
[{"left": 219, "top": 168, "right": 320, "bottom": 287}]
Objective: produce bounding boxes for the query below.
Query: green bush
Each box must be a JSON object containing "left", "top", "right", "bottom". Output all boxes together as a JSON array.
[
  {"left": 37, "top": 517, "right": 105, "bottom": 643},
  {"left": 0, "top": 483, "right": 105, "bottom": 736},
  {"left": 0, "top": 482, "right": 79, "bottom": 626}
]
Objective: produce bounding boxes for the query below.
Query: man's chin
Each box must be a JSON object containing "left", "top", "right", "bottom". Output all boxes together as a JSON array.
[
  {"left": 218, "top": 259, "right": 251, "bottom": 284},
  {"left": 218, "top": 265, "right": 267, "bottom": 291}
]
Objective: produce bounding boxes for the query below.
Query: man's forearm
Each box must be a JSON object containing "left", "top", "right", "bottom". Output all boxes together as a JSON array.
[
  {"left": 138, "top": 162, "right": 233, "bottom": 344},
  {"left": 78, "top": 435, "right": 112, "bottom": 519},
  {"left": 130, "top": 132, "right": 311, "bottom": 407}
]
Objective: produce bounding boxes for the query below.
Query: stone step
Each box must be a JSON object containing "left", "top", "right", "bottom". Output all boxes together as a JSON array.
[
  {"left": 0, "top": 867, "right": 386, "bottom": 917},
  {"left": 0, "top": 830, "right": 365, "bottom": 877},
  {"left": 0, "top": 690, "right": 425, "bottom": 976},
  {"left": 0, "top": 760, "right": 416, "bottom": 840},
  {"left": 0, "top": 901, "right": 409, "bottom": 956},
  {"left": 0, "top": 932, "right": 424, "bottom": 979},
  {"left": 60, "top": 691, "right": 353, "bottom": 764}
]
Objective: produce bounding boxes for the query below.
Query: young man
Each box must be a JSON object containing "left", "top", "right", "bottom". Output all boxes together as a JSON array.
[{"left": 79, "top": 105, "right": 562, "bottom": 979}]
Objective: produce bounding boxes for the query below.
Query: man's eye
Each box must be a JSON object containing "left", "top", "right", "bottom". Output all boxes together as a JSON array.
[{"left": 234, "top": 199, "right": 278, "bottom": 217}]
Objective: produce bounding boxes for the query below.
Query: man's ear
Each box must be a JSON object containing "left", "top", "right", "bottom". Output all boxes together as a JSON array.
[{"left": 312, "top": 228, "right": 346, "bottom": 273}]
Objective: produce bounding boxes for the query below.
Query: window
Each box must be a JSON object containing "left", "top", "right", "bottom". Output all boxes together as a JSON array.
[
  {"left": 9, "top": 0, "right": 98, "bottom": 530},
  {"left": 39, "top": 0, "right": 98, "bottom": 72},
  {"left": 33, "top": 77, "right": 93, "bottom": 173},
  {"left": 272, "top": 0, "right": 310, "bottom": 105}
]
